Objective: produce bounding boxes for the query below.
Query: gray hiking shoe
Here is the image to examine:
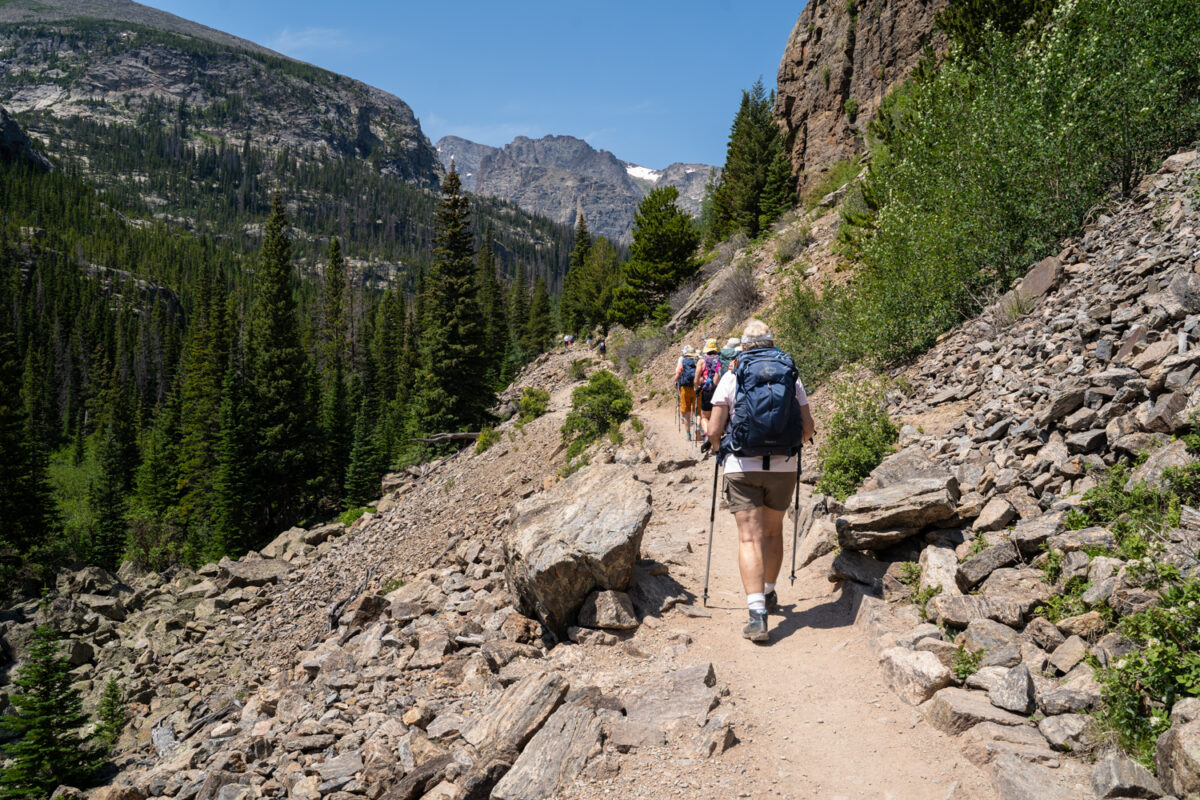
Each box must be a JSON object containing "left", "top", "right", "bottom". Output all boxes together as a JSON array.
[
  {"left": 742, "top": 610, "right": 769, "bottom": 643},
  {"left": 765, "top": 590, "right": 778, "bottom": 614}
]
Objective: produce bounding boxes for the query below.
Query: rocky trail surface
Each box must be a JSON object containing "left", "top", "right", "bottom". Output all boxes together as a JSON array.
[{"left": 6, "top": 151, "right": 1200, "bottom": 800}]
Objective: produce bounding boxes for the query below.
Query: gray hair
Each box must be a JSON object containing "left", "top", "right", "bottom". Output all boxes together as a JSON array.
[{"left": 741, "top": 320, "right": 773, "bottom": 350}]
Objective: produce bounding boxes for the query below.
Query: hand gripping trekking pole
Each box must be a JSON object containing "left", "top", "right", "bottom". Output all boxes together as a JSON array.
[
  {"left": 789, "top": 445, "right": 803, "bottom": 586},
  {"left": 701, "top": 456, "right": 720, "bottom": 607}
]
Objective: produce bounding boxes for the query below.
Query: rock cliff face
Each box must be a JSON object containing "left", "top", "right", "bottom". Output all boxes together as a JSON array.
[
  {"left": 773, "top": 0, "right": 947, "bottom": 192},
  {"left": 0, "top": 1, "right": 441, "bottom": 186},
  {"left": 0, "top": 103, "right": 50, "bottom": 170},
  {"left": 436, "top": 134, "right": 715, "bottom": 244}
]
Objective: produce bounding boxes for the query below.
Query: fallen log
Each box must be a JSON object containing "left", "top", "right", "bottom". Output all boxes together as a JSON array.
[{"left": 407, "top": 432, "right": 480, "bottom": 444}]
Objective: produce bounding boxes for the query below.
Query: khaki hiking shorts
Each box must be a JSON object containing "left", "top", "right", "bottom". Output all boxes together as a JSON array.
[{"left": 723, "top": 471, "right": 796, "bottom": 513}]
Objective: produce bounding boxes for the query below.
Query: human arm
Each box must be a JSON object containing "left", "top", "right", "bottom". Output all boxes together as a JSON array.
[{"left": 708, "top": 404, "right": 728, "bottom": 449}]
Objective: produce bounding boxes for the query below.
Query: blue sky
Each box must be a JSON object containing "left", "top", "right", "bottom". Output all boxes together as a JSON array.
[{"left": 143, "top": 1, "right": 804, "bottom": 168}]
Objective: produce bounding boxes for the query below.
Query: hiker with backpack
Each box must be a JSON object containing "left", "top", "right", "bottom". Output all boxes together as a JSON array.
[
  {"left": 706, "top": 320, "right": 814, "bottom": 643},
  {"left": 675, "top": 345, "right": 700, "bottom": 441},
  {"left": 693, "top": 338, "right": 724, "bottom": 440}
]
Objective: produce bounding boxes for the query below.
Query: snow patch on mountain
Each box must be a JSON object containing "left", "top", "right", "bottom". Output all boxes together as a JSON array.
[{"left": 625, "top": 164, "right": 663, "bottom": 183}]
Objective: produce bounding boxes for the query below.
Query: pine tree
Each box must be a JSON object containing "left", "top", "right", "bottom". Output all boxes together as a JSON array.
[
  {"left": 609, "top": 187, "right": 700, "bottom": 328},
  {"left": 245, "top": 193, "right": 317, "bottom": 538},
  {"left": 523, "top": 278, "right": 554, "bottom": 356},
  {"left": 0, "top": 626, "right": 99, "bottom": 798},
  {"left": 758, "top": 144, "right": 796, "bottom": 231},
  {"left": 320, "top": 239, "right": 351, "bottom": 500},
  {"left": 409, "top": 168, "right": 491, "bottom": 439},
  {"left": 705, "top": 80, "right": 791, "bottom": 243},
  {"left": 88, "top": 368, "right": 137, "bottom": 571},
  {"left": 475, "top": 227, "right": 507, "bottom": 384},
  {"left": 127, "top": 394, "right": 181, "bottom": 568},
  {"left": 343, "top": 391, "right": 383, "bottom": 509},
  {"left": 0, "top": 333, "right": 59, "bottom": 582},
  {"left": 211, "top": 363, "right": 252, "bottom": 556},
  {"left": 560, "top": 214, "right": 593, "bottom": 334},
  {"left": 93, "top": 678, "right": 125, "bottom": 755}
]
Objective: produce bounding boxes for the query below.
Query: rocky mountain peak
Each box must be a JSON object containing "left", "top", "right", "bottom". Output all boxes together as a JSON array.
[{"left": 435, "top": 133, "right": 717, "bottom": 244}]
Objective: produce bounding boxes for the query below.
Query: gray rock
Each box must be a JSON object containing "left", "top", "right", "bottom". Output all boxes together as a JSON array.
[
  {"left": 828, "top": 550, "right": 889, "bottom": 594},
  {"left": 1037, "top": 387, "right": 1086, "bottom": 427},
  {"left": 878, "top": 647, "right": 954, "bottom": 705},
  {"left": 926, "top": 594, "right": 1025, "bottom": 628},
  {"left": 1025, "top": 617, "right": 1066, "bottom": 651},
  {"left": 606, "top": 720, "right": 666, "bottom": 752},
  {"left": 1049, "top": 636, "right": 1089, "bottom": 674},
  {"left": 837, "top": 478, "right": 959, "bottom": 541},
  {"left": 919, "top": 545, "right": 962, "bottom": 596},
  {"left": 1039, "top": 687, "right": 1095, "bottom": 716},
  {"left": 315, "top": 752, "right": 364, "bottom": 783},
  {"left": 961, "top": 722, "right": 1058, "bottom": 767},
  {"left": 463, "top": 672, "right": 568, "bottom": 755},
  {"left": 989, "top": 664, "right": 1036, "bottom": 715},
  {"left": 1157, "top": 719, "right": 1200, "bottom": 797},
  {"left": 693, "top": 713, "right": 737, "bottom": 757},
  {"left": 957, "top": 540, "right": 1020, "bottom": 591},
  {"left": 1039, "top": 714, "right": 1089, "bottom": 751},
  {"left": 624, "top": 663, "right": 718, "bottom": 731},
  {"left": 576, "top": 590, "right": 638, "bottom": 630},
  {"left": 1018, "top": 256, "right": 1064, "bottom": 304},
  {"left": 974, "top": 497, "right": 1017, "bottom": 532},
  {"left": 921, "top": 687, "right": 1028, "bottom": 735},
  {"left": 1127, "top": 439, "right": 1193, "bottom": 491},
  {"left": 959, "top": 619, "right": 1020, "bottom": 652},
  {"left": 861, "top": 446, "right": 957, "bottom": 492},
  {"left": 990, "top": 754, "right": 1092, "bottom": 800},
  {"left": 1090, "top": 749, "right": 1163, "bottom": 798},
  {"left": 490, "top": 704, "right": 602, "bottom": 800},
  {"left": 504, "top": 463, "right": 651, "bottom": 637},
  {"left": 214, "top": 557, "right": 290, "bottom": 590},
  {"left": 1011, "top": 512, "right": 1065, "bottom": 555}
]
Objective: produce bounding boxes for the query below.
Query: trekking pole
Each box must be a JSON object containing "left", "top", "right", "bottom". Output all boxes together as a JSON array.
[
  {"left": 789, "top": 445, "right": 803, "bottom": 586},
  {"left": 702, "top": 456, "right": 720, "bottom": 606}
]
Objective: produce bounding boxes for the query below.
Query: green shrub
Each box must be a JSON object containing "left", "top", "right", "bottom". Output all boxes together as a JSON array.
[
  {"left": 775, "top": 224, "right": 814, "bottom": 263},
  {"left": 630, "top": 415, "right": 645, "bottom": 433},
  {"left": 816, "top": 379, "right": 898, "bottom": 499},
  {"left": 561, "top": 370, "right": 633, "bottom": 458},
  {"left": 1097, "top": 578, "right": 1200, "bottom": 766},
  {"left": 569, "top": 359, "right": 591, "bottom": 381},
  {"left": 951, "top": 646, "right": 984, "bottom": 680},
  {"left": 518, "top": 387, "right": 550, "bottom": 424},
  {"left": 778, "top": 0, "right": 1200, "bottom": 375},
  {"left": 843, "top": 97, "right": 859, "bottom": 123},
  {"left": 802, "top": 159, "right": 862, "bottom": 211},
  {"left": 338, "top": 506, "right": 374, "bottom": 527},
  {"left": 474, "top": 426, "right": 500, "bottom": 454},
  {"left": 93, "top": 677, "right": 125, "bottom": 754}
]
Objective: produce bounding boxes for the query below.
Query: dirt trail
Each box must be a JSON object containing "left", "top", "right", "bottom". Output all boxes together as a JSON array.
[{"left": 617, "top": 398, "right": 996, "bottom": 800}]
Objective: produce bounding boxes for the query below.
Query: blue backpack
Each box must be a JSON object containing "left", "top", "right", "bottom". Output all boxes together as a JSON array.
[
  {"left": 725, "top": 347, "right": 805, "bottom": 468},
  {"left": 677, "top": 357, "right": 697, "bottom": 387}
]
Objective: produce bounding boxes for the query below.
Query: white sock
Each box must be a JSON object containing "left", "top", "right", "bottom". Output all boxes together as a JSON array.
[
  {"left": 764, "top": 582, "right": 776, "bottom": 595},
  {"left": 747, "top": 593, "right": 766, "bottom": 613}
]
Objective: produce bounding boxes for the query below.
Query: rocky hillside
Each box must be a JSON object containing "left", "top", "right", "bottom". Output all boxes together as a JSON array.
[
  {"left": 0, "top": 103, "right": 50, "bottom": 170},
  {"left": 0, "top": 2, "right": 440, "bottom": 185},
  {"left": 436, "top": 134, "right": 715, "bottom": 244},
  {"left": 773, "top": 0, "right": 946, "bottom": 191}
]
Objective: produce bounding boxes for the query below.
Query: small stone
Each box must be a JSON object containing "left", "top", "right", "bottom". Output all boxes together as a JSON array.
[
  {"left": 1049, "top": 636, "right": 1089, "bottom": 674},
  {"left": 879, "top": 647, "right": 954, "bottom": 706},
  {"left": 576, "top": 590, "right": 638, "bottom": 630},
  {"left": 1091, "top": 749, "right": 1163, "bottom": 798},
  {"left": 1039, "top": 714, "right": 1089, "bottom": 751},
  {"left": 988, "top": 664, "right": 1036, "bottom": 715}
]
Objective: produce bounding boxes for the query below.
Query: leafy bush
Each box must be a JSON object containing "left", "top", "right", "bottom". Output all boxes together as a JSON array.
[
  {"left": 951, "top": 646, "right": 984, "bottom": 680},
  {"left": 474, "top": 426, "right": 500, "bottom": 454},
  {"left": 773, "top": 280, "right": 866, "bottom": 388},
  {"left": 843, "top": 97, "right": 859, "bottom": 123},
  {"left": 775, "top": 224, "right": 814, "bottom": 263},
  {"left": 802, "top": 159, "right": 862, "bottom": 210},
  {"left": 816, "top": 378, "right": 898, "bottom": 499},
  {"left": 338, "top": 506, "right": 374, "bottom": 527},
  {"left": 561, "top": 370, "right": 633, "bottom": 458},
  {"left": 518, "top": 387, "right": 550, "bottom": 424},
  {"left": 779, "top": 0, "right": 1200, "bottom": 373},
  {"left": 569, "top": 359, "right": 591, "bottom": 382},
  {"left": 1097, "top": 579, "right": 1200, "bottom": 766}
]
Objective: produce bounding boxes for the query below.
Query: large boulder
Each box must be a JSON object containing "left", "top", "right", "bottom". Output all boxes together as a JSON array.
[
  {"left": 836, "top": 478, "right": 958, "bottom": 550},
  {"left": 504, "top": 463, "right": 651, "bottom": 637},
  {"left": 1157, "top": 720, "right": 1200, "bottom": 797}
]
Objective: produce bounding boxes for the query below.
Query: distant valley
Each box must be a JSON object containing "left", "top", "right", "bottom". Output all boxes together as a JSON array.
[{"left": 437, "top": 134, "right": 717, "bottom": 244}]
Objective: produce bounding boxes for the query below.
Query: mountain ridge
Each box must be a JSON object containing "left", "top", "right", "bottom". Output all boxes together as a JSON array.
[{"left": 436, "top": 133, "right": 715, "bottom": 244}]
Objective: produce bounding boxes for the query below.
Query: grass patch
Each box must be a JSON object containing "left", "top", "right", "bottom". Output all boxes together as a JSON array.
[
  {"left": 474, "top": 426, "right": 500, "bottom": 454},
  {"left": 338, "top": 506, "right": 375, "bottom": 527}
]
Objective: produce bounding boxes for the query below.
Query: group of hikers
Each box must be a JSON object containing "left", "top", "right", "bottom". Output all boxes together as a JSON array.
[{"left": 674, "top": 320, "right": 815, "bottom": 643}]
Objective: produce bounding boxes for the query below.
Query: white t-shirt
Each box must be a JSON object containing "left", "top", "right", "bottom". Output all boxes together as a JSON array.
[{"left": 712, "top": 369, "right": 809, "bottom": 473}]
